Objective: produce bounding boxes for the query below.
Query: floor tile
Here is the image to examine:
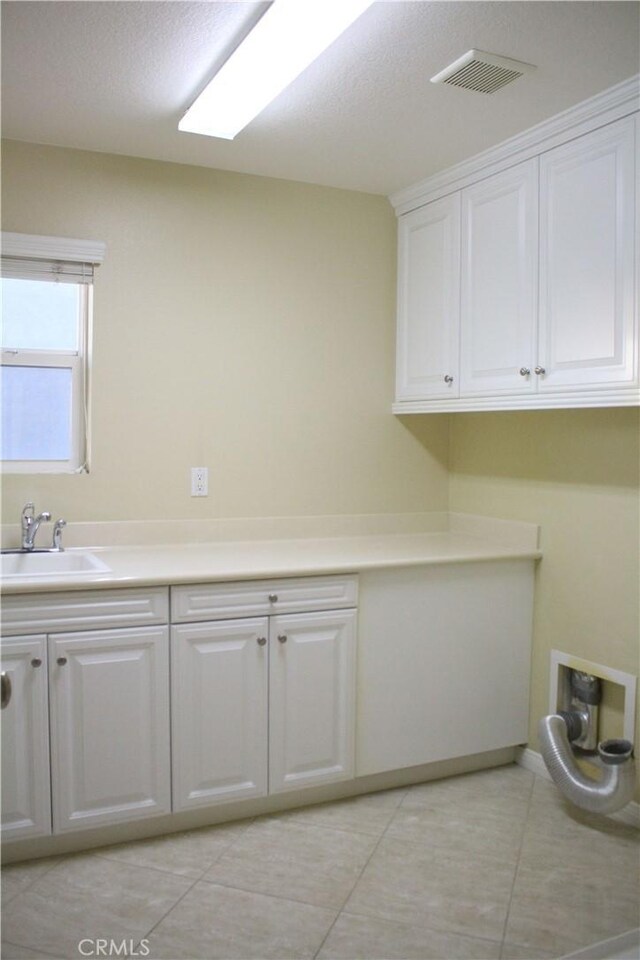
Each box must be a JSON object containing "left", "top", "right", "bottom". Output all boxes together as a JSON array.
[
  {"left": 146, "top": 880, "right": 337, "bottom": 959},
  {"left": 1, "top": 944, "right": 61, "bottom": 960},
  {"left": 93, "top": 819, "right": 252, "bottom": 879},
  {"left": 386, "top": 800, "right": 526, "bottom": 863},
  {"left": 271, "top": 787, "right": 407, "bottom": 837},
  {"left": 1, "top": 854, "right": 192, "bottom": 958},
  {"left": 2, "top": 769, "right": 636, "bottom": 960},
  {"left": 344, "top": 836, "right": 516, "bottom": 941},
  {"left": 500, "top": 943, "right": 556, "bottom": 960},
  {"left": 402, "top": 764, "right": 534, "bottom": 818},
  {"left": 559, "top": 928, "right": 640, "bottom": 959},
  {"left": 317, "top": 912, "right": 502, "bottom": 959},
  {"left": 1, "top": 858, "right": 63, "bottom": 905},
  {"left": 202, "top": 817, "right": 376, "bottom": 908},
  {"left": 505, "top": 859, "right": 640, "bottom": 956},
  {"left": 505, "top": 777, "right": 640, "bottom": 955},
  {"left": 525, "top": 777, "right": 640, "bottom": 870}
]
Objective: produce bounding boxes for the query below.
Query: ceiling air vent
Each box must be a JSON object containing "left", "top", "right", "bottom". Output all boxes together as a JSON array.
[{"left": 431, "top": 49, "right": 536, "bottom": 94}]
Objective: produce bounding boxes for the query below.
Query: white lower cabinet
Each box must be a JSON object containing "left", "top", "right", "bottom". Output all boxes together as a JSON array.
[
  {"left": 269, "top": 610, "right": 356, "bottom": 794},
  {"left": 170, "top": 604, "right": 357, "bottom": 809},
  {"left": 1, "top": 564, "right": 537, "bottom": 847},
  {"left": 1, "top": 635, "right": 51, "bottom": 840},
  {"left": 49, "top": 626, "right": 171, "bottom": 832},
  {"left": 171, "top": 618, "right": 269, "bottom": 811}
]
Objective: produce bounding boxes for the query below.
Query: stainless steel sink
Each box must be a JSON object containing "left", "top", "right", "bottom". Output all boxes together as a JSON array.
[{"left": 1, "top": 550, "right": 111, "bottom": 580}]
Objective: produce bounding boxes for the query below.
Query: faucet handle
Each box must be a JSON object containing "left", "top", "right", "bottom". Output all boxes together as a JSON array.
[
  {"left": 21, "top": 502, "right": 35, "bottom": 522},
  {"left": 52, "top": 519, "right": 67, "bottom": 551}
]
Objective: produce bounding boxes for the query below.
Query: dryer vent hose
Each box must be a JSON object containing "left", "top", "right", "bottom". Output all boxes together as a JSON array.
[{"left": 539, "top": 714, "right": 635, "bottom": 815}]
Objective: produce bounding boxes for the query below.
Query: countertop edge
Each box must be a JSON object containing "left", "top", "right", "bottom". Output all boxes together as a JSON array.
[{"left": 1, "top": 538, "right": 542, "bottom": 596}]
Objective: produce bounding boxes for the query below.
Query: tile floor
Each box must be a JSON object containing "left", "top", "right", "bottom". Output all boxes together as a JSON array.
[{"left": 1, "top": 765, "right": 638, "bottom": 960}]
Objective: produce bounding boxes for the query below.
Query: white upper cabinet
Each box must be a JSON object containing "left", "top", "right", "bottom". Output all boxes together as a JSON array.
[
  {"left": 460, "top": 159, "right": 538, "bottom": 395},
  {"left": 396, "top": 194, "right": 460, "bottom": 399},
  {"left": 538, "top": 116, "right": 637, "bottom": 391},
  {"left": 392, "top": 78, "right": 639, "bottom": 412}
]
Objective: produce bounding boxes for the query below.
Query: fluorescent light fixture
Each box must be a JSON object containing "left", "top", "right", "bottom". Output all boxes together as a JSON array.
[{"left": 179, "top": 0, "right": 374, "bottom": 140}]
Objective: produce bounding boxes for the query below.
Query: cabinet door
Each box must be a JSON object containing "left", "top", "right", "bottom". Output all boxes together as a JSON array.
[
  {"left": 1, "top": 635, "right": 51, "bottom": 840},
  {"left": 171, "top": 618, "right": 268, "bottom": 811},
  {"left": 269, "top": 609, "right": 356, "bottom": 794},
  {"left": 460, "top": 159, "right": 538, "bottom": 395},
  {"left": 396, "top": 195, "right": 460, "bottom": 399},
  {"left": 49, "top": 626, "right": 170, "bottom": 832},
  {"left": 539, "top": 117, "right": 636, "bottom": 390}
]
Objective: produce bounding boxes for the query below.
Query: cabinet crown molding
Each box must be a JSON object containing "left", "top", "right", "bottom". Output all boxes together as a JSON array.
[{"left": 389, "top": 74, "right": 640, "bottom": 216}]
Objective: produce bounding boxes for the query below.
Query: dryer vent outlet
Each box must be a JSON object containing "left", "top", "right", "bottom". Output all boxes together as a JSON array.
[{"left": 430, "top": 49, "right": 536, "bottom": 94}]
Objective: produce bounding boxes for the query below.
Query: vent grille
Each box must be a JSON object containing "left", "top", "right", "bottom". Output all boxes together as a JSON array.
[{"left": 431, "top": 50, "right": 536, "bottom": 95}]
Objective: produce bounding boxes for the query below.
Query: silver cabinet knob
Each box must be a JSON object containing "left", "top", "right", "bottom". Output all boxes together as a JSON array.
[
  {"left": 257, "top": 636, "right": 267, "bottom": 646},
  {"left": 31, "top": 658, "right": 42, "bottom": 668},
  {"left": 268, "top": 594, "right": 278, "bottom": 603},
  {"left": 1, "top": 672, "right": 11, "bottom": 709},
  {"left": 519, "top": 367, "right": 530, "bottom": 376},
  {"left": 56, "top": 657, "right": 67, "bottom": 666},
  {"left": 535, "top": 366, "right": 546, "bottom": 375},
  {"left": 444, "top": 375, "right": 454, "bottom": 384},
  {"left": 278, "top": 634, "right": 287, "bottom": 644}
]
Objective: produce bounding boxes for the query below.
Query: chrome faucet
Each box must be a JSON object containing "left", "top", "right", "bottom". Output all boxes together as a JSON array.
[{"left": 21, "top": 503, "right": 52, "bottom": 551}]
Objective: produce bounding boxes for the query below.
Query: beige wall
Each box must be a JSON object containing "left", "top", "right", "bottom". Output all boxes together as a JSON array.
[
  {"left": 449, "top": 408, "right": 640, "bottom": 791},
  {"left": 3, "top": 142, "right": 638, "bottom": 794},
  {"left": 1, "top": 141, "right": 449, "bottom": 522}
]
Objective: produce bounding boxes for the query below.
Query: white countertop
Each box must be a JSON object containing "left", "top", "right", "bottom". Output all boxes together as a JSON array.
[{"left": 0, "top": 518, "right": 541, "bottom": 595}]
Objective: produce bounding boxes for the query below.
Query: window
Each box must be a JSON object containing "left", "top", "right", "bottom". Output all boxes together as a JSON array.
[{"left": 1, "top": 233, "right": 105, "bottom": 473}]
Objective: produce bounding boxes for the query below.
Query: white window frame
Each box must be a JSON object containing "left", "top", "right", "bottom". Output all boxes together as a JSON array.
[{"left": 1, "top": 232, "right": 105, "bottom": 475}]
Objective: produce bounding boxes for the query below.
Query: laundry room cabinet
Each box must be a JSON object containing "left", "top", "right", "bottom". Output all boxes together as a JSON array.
[
  {"left": 1, "top": 635, "right": 51, "bottom": 840},
  {"left": 459, "top": 158, "right": 538, "bottom": 396},
  {"left": 392, "top": 95, "right": 639, "bottom": 412},
  {"left": 268, "top": 608, "right": 356, "bottom": 794},
  {"left": 1, "top": 586, "right": 171, "bottom": 839},
  {"left": 538, "top": 117, "right": 636, "bottom": 391},
  {"left": 395, "top": 193, "right": 460, "bottom": 400},
  {"left": 170, "top": 576, "right": 358, "bottom": 811},
  {"left": 171, "top": 617, "right": 270, "bottom": 810},
  {"left": 49, "top": 625, "right": 171, "bottom": 833}
]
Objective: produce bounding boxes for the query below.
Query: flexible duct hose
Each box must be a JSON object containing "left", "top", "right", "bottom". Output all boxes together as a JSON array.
[{"left": 539, "top": 714, "right": 635, "bottom": 814}]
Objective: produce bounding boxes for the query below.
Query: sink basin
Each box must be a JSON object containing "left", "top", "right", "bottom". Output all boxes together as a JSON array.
[{"left": 1, "top": 550, "right": 112, "bottom": 581}]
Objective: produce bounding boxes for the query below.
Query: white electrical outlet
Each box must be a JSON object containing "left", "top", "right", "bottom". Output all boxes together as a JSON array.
[{"left": 190, "top": 467, "right": 208, "bottom": 497}]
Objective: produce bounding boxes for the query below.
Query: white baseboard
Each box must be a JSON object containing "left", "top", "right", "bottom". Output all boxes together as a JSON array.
[{"left": 515, "top": 747, "right": 640, "bottom": 829}]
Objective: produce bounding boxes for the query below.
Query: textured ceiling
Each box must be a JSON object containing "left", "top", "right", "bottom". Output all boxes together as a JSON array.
[{"left": 2, "top": 1, "right": 639, "bottom": 195}]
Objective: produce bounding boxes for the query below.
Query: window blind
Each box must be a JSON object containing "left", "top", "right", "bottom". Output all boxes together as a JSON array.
[{"left": 1, "top": 257, "right": 96, "bottom": 284}]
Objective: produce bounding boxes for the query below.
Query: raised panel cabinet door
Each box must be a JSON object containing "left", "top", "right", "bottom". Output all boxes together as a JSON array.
[
  {"left": 396, "top": 194, "right": 460, "bottom": 399},
  {"left": 539, "top": 116, "right": 637, "bottom": 390},
  {"left": 1, "top": 635, "right": 51, "bottom": 840},
  {"left": 49, "top": 626, "right": 170, "bottom": 832},
  {"left": 171, "top": 618, "right": 268, "bottom": 811},
  {"left": 269, "top": 609, "right": 356, "bottom": 794},
  {"left": 460, "top": 159, "right": 538, "bottom": 395}
]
